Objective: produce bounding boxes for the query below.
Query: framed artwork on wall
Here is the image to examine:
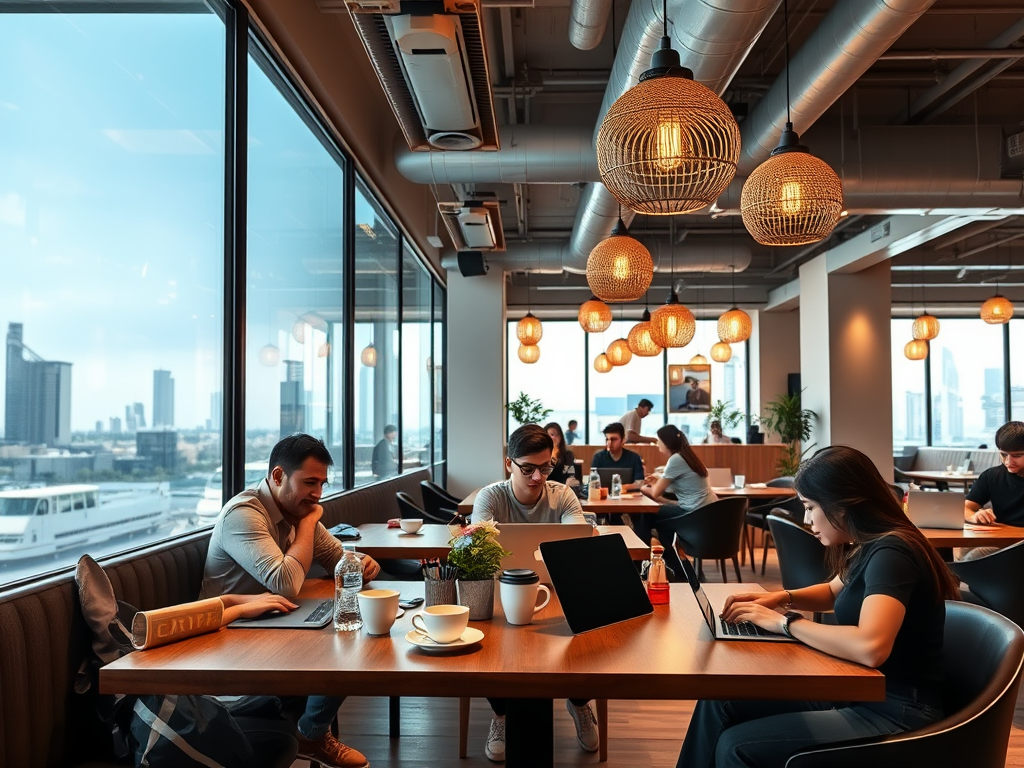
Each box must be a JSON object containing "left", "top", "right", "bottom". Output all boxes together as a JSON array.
[{"left": 668, "top": 364, "right": 711, "bottom": 413}]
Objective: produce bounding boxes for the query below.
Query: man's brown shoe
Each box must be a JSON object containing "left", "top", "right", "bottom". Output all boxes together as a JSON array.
[{"left": 296, "top": 732, "right": 370, "bottom": 768}]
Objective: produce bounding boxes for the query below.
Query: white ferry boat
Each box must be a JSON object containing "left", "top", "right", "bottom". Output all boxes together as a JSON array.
[
  {"left": 195, "top": 463, "right": 267, "bottom": 523},
  {"left": 0, "top": 484, "right": 170, "bottom": 561}
]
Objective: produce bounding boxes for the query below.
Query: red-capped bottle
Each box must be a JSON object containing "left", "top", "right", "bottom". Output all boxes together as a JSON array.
[{"left": 647, "top": 544, "right": 670, "bottom": 605}]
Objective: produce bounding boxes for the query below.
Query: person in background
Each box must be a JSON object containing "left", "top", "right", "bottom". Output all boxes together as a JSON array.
[
  {"left": 371, "top": 424, "right": 398, "bottom": 478},
  {"left": 565, "top": 419, "right": 581, "bottom": 446},
  {"left": 636, "top": 424, "right": 717, "bottom": 555},
  {"left": 702, "top": 419, "right": 733, "bottom": 445},
  {"left": 201, "top": 434, "right": 381, "bottom": 768},
  {"left": 545, "top": 421, "right": 579, "bottom": 488},
  {"left": 470, "top": 424, "right": 597, "bottom": 762},
  {"left": 619, "top": 399, "right": 658, "bottom": 444},
  {"left": 590, "top": 422, "right": 645, "bottom": 492},
  {"left": 684, "top": 378, "right": 711, "bottom": 409},
  {"left": 957, "top": 421, "right": 1024, "bottom": 562},
  {"left": 676, "top": 445, "right": 957, "bottom": 768}
]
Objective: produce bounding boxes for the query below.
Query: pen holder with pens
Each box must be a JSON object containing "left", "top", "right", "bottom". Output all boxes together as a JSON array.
[{"left": 422, "top": 559, "right": 458, "bottom": 607}]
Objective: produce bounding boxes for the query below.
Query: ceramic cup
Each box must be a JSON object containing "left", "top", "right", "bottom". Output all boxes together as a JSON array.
[
  {"left": 411, "top": 604, "right": 470, "bottom": 643},
  {"left": 734, "top": 474, "right": 746, "bottom": 489},
  {"left": 498, "top": 569, "right": 551, "bottom": 626},
  {"left": 399, "top": 518, "right": 424, "bottom": 534},
  {"left": 358, "top": 589, "right": 401, "bottom": 635}
]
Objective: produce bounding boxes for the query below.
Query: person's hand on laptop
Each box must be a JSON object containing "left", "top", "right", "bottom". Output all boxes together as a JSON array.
[
  {"left": 968, "top": 509, "right": 997, "bottom": 525},
  {"left": 720, "top": 594, "right": 789, "bottom": 634},
  {"left": 221, "top": 593, "right": 298, "bottom": 623}
]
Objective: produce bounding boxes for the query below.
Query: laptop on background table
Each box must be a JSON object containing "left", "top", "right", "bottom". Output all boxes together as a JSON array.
[
  {"left": 595, "top": 467, "right": 634, "bottom": 488},
  {"left": 496, "top": 523, "right": 593, "bottom": 583},
  {"left": 906, "top": 490, "right": 966, "bottom": 530},
  {"left": 229, "top": 597, "right": 335, "bottom": 629},
  {"left": 707, "top": 467, "right": 733, "bottom": 488}
]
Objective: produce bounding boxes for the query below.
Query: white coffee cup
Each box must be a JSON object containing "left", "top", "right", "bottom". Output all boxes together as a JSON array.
[
  {"left": 399, "top": 518, "right": 424, "bottom": 534},
  {"left": 358, "top": 589, "right": 401, "bottom": 636},
  {"left": 734, "top": 474, "right": 746, "bottom": 489},
  {"left": 411, "top": 604, "right": 470, "bottom": 643},
  {"left": 498, "top": 569, "right": 552, "bottom": 626}
]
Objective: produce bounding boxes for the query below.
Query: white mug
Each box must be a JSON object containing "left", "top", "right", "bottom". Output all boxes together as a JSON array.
[
  {"left": 498, "top": 569, "right": 552, "bottom": 626},
  {"left": 358, "top": 589, "right": 400, "bottom": 636},
  {"left": 411, "top": 604, "right": 469, "bottom": 643},
  {"left": 399, "top": 518, "right": 424, "bottom": 534}
]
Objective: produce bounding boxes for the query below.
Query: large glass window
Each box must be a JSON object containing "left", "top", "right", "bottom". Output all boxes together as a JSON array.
[
  {"left": 0, "top": 10, "right": 225, "bottom": 586},
  {"left": 507, "top": 321, "right": 586, "bottom": 436},
  {"left": 1012, "top": 320, "right": 1024, "bottom": 422},
  {"left": 929, "top": 319, "right": 1005, "bottom": 447},
  {"left": 244, "top": 46, "right": 345, "bottom": 483},
  {"left": 353, "top": 181, "right": 399, "bottom": 486},
  {"left": 891, "top": 319, "right": 928, "bottom": 448},
  {"left": 401, "top": 243, "right": 432, "bottom": 473},
  {"left": 588, "top": 321, "right": 664, "bottom": 442},
  {"left": 666, "top": 322, "right": 748, "bottom": 443},
  {"left": 432, "top": 284, "right": 446, "bottom": 479}
]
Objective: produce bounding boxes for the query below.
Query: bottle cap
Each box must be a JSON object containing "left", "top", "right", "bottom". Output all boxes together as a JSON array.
[
  {"left": 651, "top": 544, "right": 664, "bottom": 555},
  {"left": 342, "top": 542, "right": 358, "bottom": 551}
]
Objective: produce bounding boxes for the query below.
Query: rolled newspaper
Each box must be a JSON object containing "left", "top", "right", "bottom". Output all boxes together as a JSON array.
[{"left": 131, "top": 597, "right": 224, "bottom": 650}]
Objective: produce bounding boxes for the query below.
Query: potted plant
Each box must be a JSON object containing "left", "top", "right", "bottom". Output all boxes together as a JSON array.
[
  {"left": 506, "top": 392, "right": 552, "bottom": 426},
  {"left": 706, "top": 400, "right": 744, "bottom": 433},
  {"left": 446, "top": 521, "right": 510, "bottom": 620},
  {"left": 758, "top": 390, "right": 817, "bottom": 477}
]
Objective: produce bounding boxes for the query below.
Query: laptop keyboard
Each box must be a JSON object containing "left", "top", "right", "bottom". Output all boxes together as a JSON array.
[
  {"left": 305, "top": 599, "right": 335, "bottom": 625},
  {"left": 720, "top": 618, "right": 776, "bottom": 637}
]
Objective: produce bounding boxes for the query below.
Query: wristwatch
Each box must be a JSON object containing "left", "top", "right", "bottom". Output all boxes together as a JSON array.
[{"left": 781, "top": 611, "right": 804, "bottom": 640}]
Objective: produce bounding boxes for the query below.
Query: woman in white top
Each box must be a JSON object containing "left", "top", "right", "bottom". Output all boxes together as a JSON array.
[{"left": 702, "top": 419, "right": 733, "bottom": 445}]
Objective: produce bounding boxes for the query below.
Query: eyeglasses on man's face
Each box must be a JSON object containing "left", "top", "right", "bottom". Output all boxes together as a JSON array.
[{"left": 509, "top": 457, "right": 555, "bottom": 477}]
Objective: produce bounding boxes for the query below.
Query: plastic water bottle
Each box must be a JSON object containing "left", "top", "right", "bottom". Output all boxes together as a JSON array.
[
  {"left": 647, "top": 544, "right": 670, "bottom": 605},
  {"left": 588, "top": 469, "right": 601, "bottom": 500},
  {"left": 334, "top": 543, "right": 363, "bottom": 631},
  {"left": 610, "top": 473, "right": 622, "bottom": 499}
]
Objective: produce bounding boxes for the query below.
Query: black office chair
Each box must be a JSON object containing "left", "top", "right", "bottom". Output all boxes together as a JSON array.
[
  {"left": 768, "top": 514, "right": 829, "bottom": 591},
  {"left": 949, "top": 541, "right": 1024, "bottom": 629},
  {"left": 396, "top": 490, "right": 448, "bottom": 524},
  {"left": 744, "top": 489, "right": 803, "bottom": 576},
  {"left": 420, "top": 480, "right": 461, "bottom": 523},
  {"left": 785, "top": 601, "right": 1024, "bottom": 768},
  {"left": 656, "top": 497, "right": 747, "bottom": 583}
]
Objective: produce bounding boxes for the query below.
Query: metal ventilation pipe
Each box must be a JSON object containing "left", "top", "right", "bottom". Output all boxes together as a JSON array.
[
  {"left": 569, "top": 0, "right": 613, "bottom": 50},
  {"left": 441, "top": 240, "right": 754, "bottom": 273},
  {"left": 737, "top": 0, "right": 937, "bottom": 177},
  {"left": 567, "top": 0, "right": 782, "bottom": 272}
]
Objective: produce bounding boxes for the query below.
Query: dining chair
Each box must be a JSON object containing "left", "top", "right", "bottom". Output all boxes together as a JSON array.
[
  {"left": 421, "top": 480, "right": 462, "bottom": 522},
  {"left": 948, "top": 541, "right": 1024, "bottom": 629},
  {"left": 785, "top": 601, "right": 1024, "bottom": 768},
  {"left": 656, "top": 497, "right": 747, "bottom": 583},
  {"left": 397, "top": 490, "right": 449, "bottom": 524},
  {"left": 743, "top": 489, "right": 803, "bottom": 575}
]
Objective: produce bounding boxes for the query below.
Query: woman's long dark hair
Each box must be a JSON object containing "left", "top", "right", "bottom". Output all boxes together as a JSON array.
[
  {"left": 656, "top": 424, "right": 708, "bottom": 478},
  {"left": 795, "top": 445, "right": 959, "bottom": 600},
  {"left": 544, "top": 422, "right": 566, "bottom": 464}
]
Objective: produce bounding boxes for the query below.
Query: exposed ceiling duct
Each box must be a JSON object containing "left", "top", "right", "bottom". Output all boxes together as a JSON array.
[
  {"left": 568, "top": 0, "right": 613, "bottom": 50},
  {"left": 736, "top": 0, "right": 937, "bottom": 176},
  {"left": 566, "top": 0, "right": 783, "bottom": 271},
  {"left": 441, "top": 240, "right": 753, "bottom": 274}
]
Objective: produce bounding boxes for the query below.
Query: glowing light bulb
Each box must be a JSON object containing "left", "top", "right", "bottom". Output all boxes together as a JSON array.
[
  {"left": 612, "top": 255, "right": 630, "bottom": 281},
  {"left": 780, "top": 181, "right": 803, "bottom": 214},
  {"left": 655, "top": 119, "right": 683, "bottom": 171}
]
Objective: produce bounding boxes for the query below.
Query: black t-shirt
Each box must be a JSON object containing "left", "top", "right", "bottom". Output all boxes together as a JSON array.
[
  {"left": 548, "top": 449, "right": 577, "bottom": 485},
  {"left": 590, "top": 448, "right": 645, "bottom": 483},
  {"left": 834, "top": 535, "right": 945, "bottom": 693},
  {"left": 966, "top": 465, "right": 1024, "bottom": 525}
]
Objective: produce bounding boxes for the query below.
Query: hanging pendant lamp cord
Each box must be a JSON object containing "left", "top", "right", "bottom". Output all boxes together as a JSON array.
[
  {"left": 663, "top": 0, "right": 667, "bottom": 39},
  {"left": 784, "top": 0, "right": 791, "bottom": 125}
]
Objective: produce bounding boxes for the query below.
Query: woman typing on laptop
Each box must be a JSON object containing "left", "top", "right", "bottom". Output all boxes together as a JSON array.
[{"left": 677, "top": 445, "right": 959, "bottom": 768}]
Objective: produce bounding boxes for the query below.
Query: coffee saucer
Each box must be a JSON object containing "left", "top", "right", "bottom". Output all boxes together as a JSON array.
[{"left": 405, "top": 627, "right": 484, "bottom": 652}]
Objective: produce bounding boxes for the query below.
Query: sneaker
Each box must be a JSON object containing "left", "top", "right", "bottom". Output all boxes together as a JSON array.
[
  {"left": 296, "top": 732, "right": 370, "bottom": 768},
  {"left": 566, "top": 700, "right": 599, "bottom": 753},
  {"left": 485, "top": 716, "right": 506, "bottom": 762}
]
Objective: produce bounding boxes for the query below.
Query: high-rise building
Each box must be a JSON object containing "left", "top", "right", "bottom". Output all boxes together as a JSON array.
[
  {"left": 209, "top": 391, "right": 223, "bottom": 432},
  {"left": 136, "top": 428, "right": 179, "bottom": 472},
  {"left": 983, "top": 368, "right": 1004, "bottom": 430},
  {"left": 280, "top": 360, "right": 306, "bottom": 437},
  {"left": 110, "top": 416, "right": 122, "bottom": 434},
  {"left": 153, "top": 369, "right": 175, "bottom": 427},
  {"left": 905, "top": 392, "right": 926, "bottom": 442},
  {"left": 95, "top": 420, "right": 103, "bottom": 433},
  {"left": 4, "top": 322, "right": 72, "bottom": 447}
]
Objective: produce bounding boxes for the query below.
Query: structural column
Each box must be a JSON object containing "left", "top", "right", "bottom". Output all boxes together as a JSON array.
[
  {"left": 446, "top": 268, "right": 507, "bottom": 498},
  {"left": 749, "top": 309, "right": 801, "bottom": 431},
  {"left": 799, "top": 256, "right": 894, "bottom": 476}
]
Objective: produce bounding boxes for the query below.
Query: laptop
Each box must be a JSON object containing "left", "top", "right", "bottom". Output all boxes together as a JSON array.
[
  {"left": 906, "top": 490, "right": 966, "bottom": 529},
  {"left": 539, "top": 534, "right": 653, "bottom": 634},
  {"left": 229, "top": 597, "right": 335, "bottom": 629},
  {"left": 679, "top": 555, "right": 795, "bottom": 643},
  {"left": 595, "top": 467, "right": 634, "bottom": 488},
  {"left": 707, "top": 467, "right": 733, "bottom": 487},
  {"left": 497, "top": 523, "right": 593, "bottom": 583}
]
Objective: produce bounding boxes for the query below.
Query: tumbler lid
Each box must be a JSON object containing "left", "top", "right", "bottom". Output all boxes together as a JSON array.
[{"left": 499, "top": 568, "right": 540, "bottom": 585}]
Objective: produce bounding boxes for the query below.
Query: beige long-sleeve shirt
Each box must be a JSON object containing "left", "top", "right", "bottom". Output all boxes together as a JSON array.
[{"left": 199, "top": 479, "right": 343, "bottom": 599}]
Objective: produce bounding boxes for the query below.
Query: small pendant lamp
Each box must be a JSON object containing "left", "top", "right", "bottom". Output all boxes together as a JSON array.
[
  {"left": 689, "top": 353, "right": 708, "bottom": 365},
  {"left": 904, "top": 339, "right": 929, "bottom": 361},
  {"left": 912, "top": 313, "right": 940, "bottom": 341},
  {"left": 516, "top": 273, "right": 544, "bottom": 344},
  {"left": 627, "top": 307, "right": 662, "bottom": 356},
  {"left": 361, "top": 341, "right": 377, "bottom": 368},
  {"left": 586, "top": 217, "right": 654, "bottom": 302},
  {"left": 518, "top": 343, "right": 541, "bottom": 364},
  {"left": 717, "top": 265, "right": 752, "bottom": 343},
  {"left": 607, "top": 338, "right": 633, "bottom": 366},
  {"left": 981, "top": 295, "right": 1014, "bottom": 324},
  {"left": 579, "top": 296, "right": 613, "bottom": 333},
  {"left": 258, "top": 343, "right": 281, "bottom": 367},
  {"left": 594, "top": 353, "right": 613, "bottom": 373},
  {"left": 710, "top": 341, "right": 732, "bottom": 363}
]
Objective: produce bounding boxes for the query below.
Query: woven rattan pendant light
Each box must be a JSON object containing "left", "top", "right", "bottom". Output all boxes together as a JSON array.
[
  {"left": 981, "top": 295, "right": 1014, "bottom": 324},
  {"left": 579, "top": 296, "right": 613, "bottom": 333},
  {"left": 594, "top": 353, "right": 613, "bottom": 373},
  {"left": 517, "top": 343, "right": 541, "bottom": 364},
  {"left": 904, "top": 339, "right": 929, "bottom": 361},
  {"left": 710, "top": 341, "right": 732, "bottom": 362},
  {"left": 627, "top": 307, "right": 662, "bottom": 356},
  {"left": 516, "top": 273, "right": 544, "bottom": 345},
  {"left": 689, "top": 352, "right": 708, "bottom": 365},
  {"left": 587, "top": 217, "right": 654, "bottom": 301},
  {"left": 740, "top": 0, "right": 843, "bottom": 246},
  {"left": 717, "top": 265, "right": 752, "bottom": 343},
  {"left": 607, "top": 338, "right": 633, "bottom": 366},
  {"left": 595, "top": 0, "right": 739, "bottom": 215},
  {"left": 913, "top": 269, "right": 939, "bottom": 340},
  {"left": 649, "top": 231, "right": 696, "bottom": 347},
  {"left": 361, "top": 341, "right": 377, "bottom": 368}
]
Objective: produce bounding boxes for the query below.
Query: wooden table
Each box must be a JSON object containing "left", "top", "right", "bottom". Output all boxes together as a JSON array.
[
  {"left": 919, "top": 524, "right": 1024, "bottom": 548},
  {"left": 712, "top": 486, "right": 798, "bottom": 499},
  {"left": 458, "top": 488, "right": 662, "bottom": 515},
  {"left": 355, "top": 523, "right": 651, "bottom": 560},
  {"left": 902, "top": 470, "right": 978, "bottom": 490},
  {"left": 101, "top": 580, "right": 883, "bottom": 767}
]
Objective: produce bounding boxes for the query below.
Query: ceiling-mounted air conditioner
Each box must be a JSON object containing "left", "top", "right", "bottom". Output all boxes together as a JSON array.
[{"left": 439, "top": 198, "right": 505, "bottom": 252}]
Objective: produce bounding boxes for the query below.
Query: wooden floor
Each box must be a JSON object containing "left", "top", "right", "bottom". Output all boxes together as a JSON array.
[{"left": 291, "top": 541, "right": 1024, "bottom": 767}]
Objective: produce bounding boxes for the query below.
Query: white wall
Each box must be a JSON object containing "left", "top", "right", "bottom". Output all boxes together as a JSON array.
[{"left": 751, "top": 309, "right": 801, "bottom": 441}]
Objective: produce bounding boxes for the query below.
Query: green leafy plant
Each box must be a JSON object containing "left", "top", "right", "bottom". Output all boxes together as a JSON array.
[
  {"left": 706, "top": 400, "right": 744, "bottom": 431},
  {"left": 758, "top": 390, "right": 817, "bottom": 477},
  {"left": 446, "top": 521, "right": 511, "bottom": 581},
  {"left": 506, "top": 392, "right": 552, "bottom": 425}
]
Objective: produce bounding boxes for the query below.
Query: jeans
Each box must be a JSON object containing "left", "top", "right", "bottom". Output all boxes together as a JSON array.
[
  {"left": 677, "top": 688, "right": 943, "bottom": 768},
  {"left": 287, "top": 695, "right": 346, "bottom": 740}
]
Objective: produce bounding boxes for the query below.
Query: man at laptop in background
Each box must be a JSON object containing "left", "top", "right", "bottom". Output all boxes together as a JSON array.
[
  {"left": 591, "top": 422, "right": 646, "bottom": 493},
  {"left": 201, "top": 434, "right": 381, "bottom": 768},
  {"left": 964, "top": 421, "right": 1024, "bottom": 527},
  {"left": 619, "top": 399, "right": 657, "bottom": 444},
  {"left": 470, "top": 424, "right": 597, "bottom": 763}
]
